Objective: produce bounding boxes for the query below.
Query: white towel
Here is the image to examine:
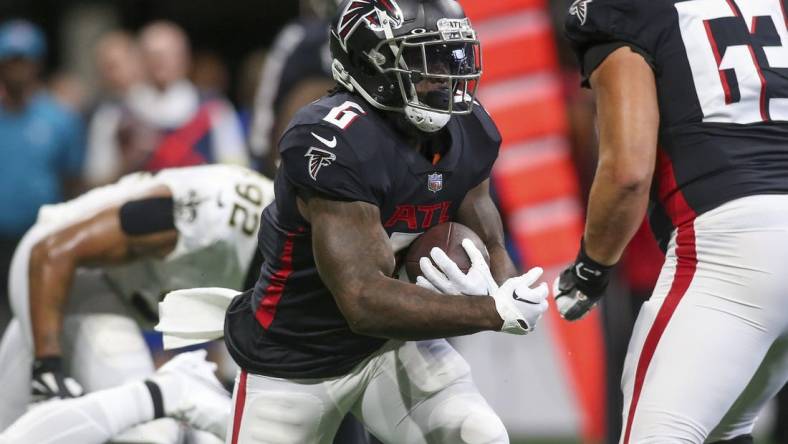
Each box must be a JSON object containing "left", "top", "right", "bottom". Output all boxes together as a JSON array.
[{"left": 155, "top": 287, "right": 239, "bottom": 350}]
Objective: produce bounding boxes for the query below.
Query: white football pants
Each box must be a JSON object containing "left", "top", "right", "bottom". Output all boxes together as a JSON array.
[
  {"left": 227, "top": 339, "right": 508, "bottom": 444},
  {"left": 621, "top": 195, "right": 788, "bottom": 443},
  {"left": 0, "top": 225, "right": 181, "bottom": 442}
]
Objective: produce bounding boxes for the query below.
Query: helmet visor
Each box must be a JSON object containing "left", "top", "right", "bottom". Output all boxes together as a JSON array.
[
  {"left": 369, "top": 18, "right": 483, "bottom": 116},
  {"left": 393, "top": 38, "right": 481, "bottom": 114},
  {"left": 400, "top": 41, "right": 480, "bottom": 78}
]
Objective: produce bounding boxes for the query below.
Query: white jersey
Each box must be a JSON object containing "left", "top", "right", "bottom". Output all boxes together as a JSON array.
[{"left": 37, "top": 165, "right": 274, "bottom": 318}]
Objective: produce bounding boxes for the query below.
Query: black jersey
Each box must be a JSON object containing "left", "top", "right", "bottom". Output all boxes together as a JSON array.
[
  {"left": 565, "top": 0, "right": 788, "bottom": 249},
  {"left": 225, "top": 91, "right": 501, "bottom": 379}
]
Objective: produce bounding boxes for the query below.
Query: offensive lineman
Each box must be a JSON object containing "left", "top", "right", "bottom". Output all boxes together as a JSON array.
[
  {"left": 0, "top": 164, "right": 273, "bottom": 442},
  {"left": 555, "top": 0, "right": 788, "bottom": 442},
  {"left": 222, "top": 0, "right": 550, "bottom": 443}
]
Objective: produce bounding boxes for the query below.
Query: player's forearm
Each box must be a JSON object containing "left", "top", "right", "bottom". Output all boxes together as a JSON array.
[
  {"left": 583, "top": 47, "right": 658, "bottom": 265},
  {"left": 341, "top": 276, "right": 502, "bottom": 340},
  {"left": 488, "top": 243, "right": 518, "bottom": 285},
  {"left": 583, "top": 164, "right": 651, "bottom": 265},
  {"left": 28, "top": 246, "right": 76, "bottom": 358},
  {"left": 456, "top": 180, "right": 516, "bottom": 283}
]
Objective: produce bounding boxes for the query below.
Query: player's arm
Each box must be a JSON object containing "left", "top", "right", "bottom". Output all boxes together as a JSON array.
[
  {"left": 306, "top": 196, "right": 503, "bottom": 339},
  {"left": 554, "top": 46, "right": 659, "bottom": 320},
  {"left": 584, "top": 47, "right": 659, "bottom": 263},
  {"left": 29, "top": 185, "right": 177, "bottom": 359},
  {"left": 456, "top": 179, "right": 518, "bottom": 284}
]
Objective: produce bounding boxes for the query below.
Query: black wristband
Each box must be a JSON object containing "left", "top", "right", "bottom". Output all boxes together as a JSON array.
[
  {"left": 577, "top": 239, "right": 615, "bottom": 273},
  {"left": 572, "top": 239, "right": 614, "bottom": 295},
  {"left": 33, "top": 356, "right": 64, "bottom": 375},
  {"left": 144, "top": 380, "right": 166, "bottom": 419},
  {"left": 119, "top": 197, "right": 175, "bottom": 236}
]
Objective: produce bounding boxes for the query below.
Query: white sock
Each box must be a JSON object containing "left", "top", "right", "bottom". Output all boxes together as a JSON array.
[{"left": 0, "top": 382, "right": 154, "bottom": 444}]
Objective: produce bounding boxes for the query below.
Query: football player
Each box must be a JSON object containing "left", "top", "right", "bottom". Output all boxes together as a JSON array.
[
  {"left": 0, "top": 164, "right": 273, "bottom": 442},
  {"left": 0, "top": 350, "right": 229, "bottom": 444},
  {"left": 248, "top": 0, "right": 342, "bottom": 176},
  {"left": 221, "top": 0, "right": 550, "bottom": 443},
  {"left": 555, "top": 0, "right": 788, "bottom": 442}
]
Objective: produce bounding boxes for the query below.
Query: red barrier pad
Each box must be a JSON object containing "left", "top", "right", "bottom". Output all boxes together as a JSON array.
[
  {"left": 493, "top": 138, "right": 579, "bottom": 212},
  {"left": 507, "top": 200, "right": 584, "bottom": 266},
  {"left": 478, "top": 74, "right": 568, "bottom": 145},
  {"left": 477, "top": 12, "right": 558, "bottom": 82},
  {"left": 461, "top": 0, "right": 547, "bottom": 22}
]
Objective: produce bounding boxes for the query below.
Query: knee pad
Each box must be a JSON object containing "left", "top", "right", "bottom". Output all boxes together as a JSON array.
[
  {"left": 709, "top": 435, "right": 754, "bottom": 444},
  {"left": 427, "top": 394, "right": 508, "bottom": 444}
]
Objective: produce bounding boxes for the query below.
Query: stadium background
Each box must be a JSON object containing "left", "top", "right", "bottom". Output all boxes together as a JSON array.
[{"left": 0, "top": 0, "right": 782, "bottom": 442}]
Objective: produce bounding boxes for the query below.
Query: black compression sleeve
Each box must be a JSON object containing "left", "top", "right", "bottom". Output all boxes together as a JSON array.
[{"left": 119, "top": 197, "right": 175, "bottom": 235}]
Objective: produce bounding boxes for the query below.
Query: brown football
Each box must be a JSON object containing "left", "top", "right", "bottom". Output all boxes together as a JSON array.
[{"left": 404, "top": 222, "right": 490, "bottom": 283}]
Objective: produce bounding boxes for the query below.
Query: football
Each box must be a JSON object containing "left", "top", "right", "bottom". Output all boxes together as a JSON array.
[{"left": 404, "top": 222, "right": 490, "bottom": 283}]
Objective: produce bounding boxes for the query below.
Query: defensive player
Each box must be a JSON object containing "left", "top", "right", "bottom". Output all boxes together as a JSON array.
[
  {"left": 555, "top": 0, "right": 788, "bottom": 442},
  {"left": 0, "top": 164, "right": 273, "bottom": 442},
  {"left": 222, "top": 0, "right": 550, "bottom": 443},
  {"left": 0, "top": 350, "right": 229, "bottom": 444}
]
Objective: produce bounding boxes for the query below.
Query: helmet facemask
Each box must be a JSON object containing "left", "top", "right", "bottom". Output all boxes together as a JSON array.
[{"left": 368, "top": 17, "right": 482, "bottom": 132}]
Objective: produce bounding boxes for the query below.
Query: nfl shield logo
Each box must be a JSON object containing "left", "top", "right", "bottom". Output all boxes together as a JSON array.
[{"left": 427, "top": 173, "right": 443, "bottom": 193}]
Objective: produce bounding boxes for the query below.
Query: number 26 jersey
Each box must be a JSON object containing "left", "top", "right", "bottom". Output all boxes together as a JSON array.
[{"left": 566, "top": 0, "right": 788, "bottom": 249}]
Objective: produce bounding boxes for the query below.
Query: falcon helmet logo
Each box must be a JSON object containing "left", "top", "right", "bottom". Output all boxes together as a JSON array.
[
  {"left": 569, "top": 0, "right": 593, "bottom": 26},
  {"left": 337, "top": 0, "right": 405, "bottom": 48},
  {"left": 305, "top": 147, "right": 337, "bottom": 180},
  {"left": 427, "top": 173, "right": 443, "bottom": 193}
]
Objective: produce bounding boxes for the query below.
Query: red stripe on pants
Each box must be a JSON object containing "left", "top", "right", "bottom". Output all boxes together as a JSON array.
[
  {"left": 231, "top": 370, "right": 248, "bottom": 444},
  {"left": 622, "top": 223, "right": 698, "bottom": 443}
]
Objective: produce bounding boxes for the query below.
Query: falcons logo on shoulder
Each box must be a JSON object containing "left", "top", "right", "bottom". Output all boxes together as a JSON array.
[
  {"left": 337, "top": 0, "right": 404, "bottom": 48},
  {"left": 569, "top": 0, "right": 593, "bottom": 26},
  {"left": 305, "top": 147, "right": 337, "bottom": 181}
]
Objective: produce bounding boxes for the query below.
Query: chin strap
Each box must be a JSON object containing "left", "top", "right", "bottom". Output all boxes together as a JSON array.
[
  {"left": 404, "top": 105, "right": 451, "bottom": 132},
  {"left": 331, "top": 59, "right": 354, "bottom": 92}
]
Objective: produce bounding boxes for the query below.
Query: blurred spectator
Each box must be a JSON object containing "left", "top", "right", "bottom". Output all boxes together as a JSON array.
[
  {"left": 235, "top": 49, "right": 267, "bottom": 138},
  {"left": 48, "top": 71, "right": 89, "bottom": 114},
  {"left": 83, "top": 30, "right": 144, "bottom": 187},
  {"left": 247, "top": 0, "right": 338, "bottom": 176},
  {"left": 190, "top": 50, "right": 230, "bottom": 96},
  {"left": 0, "top": 19, "right": 84, "bottom": 315},
  {"left": 119, "top": 20, "right": 248, "bottom": 174}
]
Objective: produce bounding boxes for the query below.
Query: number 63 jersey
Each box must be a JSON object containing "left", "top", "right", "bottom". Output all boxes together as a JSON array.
[{"left": 566, "top": 0, "right": 788, "bottom": 249}]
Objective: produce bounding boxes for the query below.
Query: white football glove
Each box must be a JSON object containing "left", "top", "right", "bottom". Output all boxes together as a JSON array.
[
  {"left": 492, "top": 267, "right": 549, "bottom": 335},
  {"left": 417, "top": 239, "right": 497, "bottom": 296},
  {"left": 416, "top": 239, "right": 549, "bottom": 334}
]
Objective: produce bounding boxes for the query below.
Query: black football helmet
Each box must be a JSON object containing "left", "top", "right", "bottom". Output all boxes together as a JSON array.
[{"left": 329, "top": 0, "right": 482, "bottom": 132}]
